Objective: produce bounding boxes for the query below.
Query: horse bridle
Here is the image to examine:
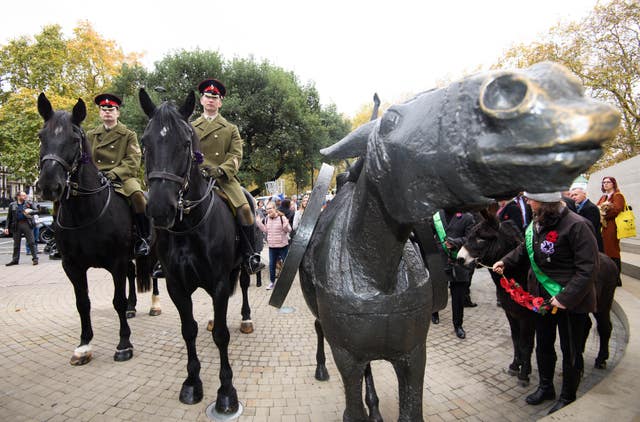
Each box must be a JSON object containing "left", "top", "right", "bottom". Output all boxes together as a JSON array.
[
  {"left": 40, "top": 124, "right": 112, "bottom": 230},
  {"left": 145, "top": 119, "right": 216, "bottom": 231}
]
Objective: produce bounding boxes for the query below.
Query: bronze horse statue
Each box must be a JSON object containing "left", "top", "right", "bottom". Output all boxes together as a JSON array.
[
  {"left": 298, "top": 62, "right": 620, "bottom": 421},
  {"left": 36, "top": 93, "right": 152, "bottom": 365}
]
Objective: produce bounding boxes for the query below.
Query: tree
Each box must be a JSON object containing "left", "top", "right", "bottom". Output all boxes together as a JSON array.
[
  {"left": 0, "top": 22, "right": 142, "bottom": 181},
  {"left": 495, "top": 0, "right": 640, "bottom": 169}
]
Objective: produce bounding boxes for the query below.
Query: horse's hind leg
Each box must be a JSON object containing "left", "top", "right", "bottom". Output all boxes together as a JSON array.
[
  {"left": 363, "top": 363, "right": 383, "bottom": 422},
  {"left": 239, "top": 269, "right": 253, "bottom": 334},
  {"left": 166, "top": 282, "right": 203, "bottom": 404},
  {"left": 149, "top": 276, "right": 162, "bottom": 316},
  {"left": 330, "top": 345, "right": 368, "bottom": 422},
  {"left": 112, "top": 264, "right": 134, "bottom": 362},
  {"left": 211, "top": 289, "right": 239, "bottom": 414},
  {"left": 314, "top": 320, "right": 329, "bottom": 381},
  {"left": 392, "top": 344, "right": 426, "bottom": 422},
  {"left": 126, "top": 261, "right": 137, "bottom": 318},
  {"left": 594, "top": 311, "right": 612, "bottom": 369},
  {"left": 64, "top": 263, "right": 93, "bottom": 365}
]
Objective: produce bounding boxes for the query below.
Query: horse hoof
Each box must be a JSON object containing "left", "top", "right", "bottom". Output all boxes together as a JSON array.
[
  {"left": 206, "top": 320, "right": 214, "bottom": 332},
  {"left": 126, "top": 310, "right": 136, "bottom": 319},
  {"left": 70, "top": 352, "right": 92, "bottom": 366},
  {"left": 215, "top": 389, "right": 239, "bottom": 414},
  {"left": 113, "top": 347, "right": 133, "bottom": 362},
  {"left": 149, "top": 308, "right": 162, "bottom": 316},
  {"left": 595, "top": 360, "right": 607, "bottom": 369},
  {"left": 179, "top": 381, "right": 203, "bottom": 404},
  {"left": 315, "top": 365, "right": 330, "bottom": 381},
  {"left": 240, "top": 320, "right": 254, "bottom": 334}
]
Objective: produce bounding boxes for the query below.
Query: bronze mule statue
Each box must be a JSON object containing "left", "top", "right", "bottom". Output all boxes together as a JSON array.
[{"left": 298, "top": 62, "right": 620, "bottom": 422}]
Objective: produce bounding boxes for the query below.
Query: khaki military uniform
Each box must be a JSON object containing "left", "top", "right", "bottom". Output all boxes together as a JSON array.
[
  {"left": 192, "top": 114, "right": 247, "bottom": 208},
  {"left": 87, "top": 122, "right": 143, "bottom": 197}
]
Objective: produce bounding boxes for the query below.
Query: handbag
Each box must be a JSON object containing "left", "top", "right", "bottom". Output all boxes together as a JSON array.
[{"left": 615, "top": 195, "right": 636, "bottom": 239}]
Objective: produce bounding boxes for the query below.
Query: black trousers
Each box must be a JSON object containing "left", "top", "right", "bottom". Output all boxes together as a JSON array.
[
  {"left": 12, "top": 221, "right": 38, "bottom": 263},
  {"left": 534, "top": 310, "right": 590, "bottom": 400},
  {"left": 450, "top": 281, "right": 470, "bottom": 328}
]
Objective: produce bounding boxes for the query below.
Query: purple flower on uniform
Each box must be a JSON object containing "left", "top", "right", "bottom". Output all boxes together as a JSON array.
[
  {"left": 540, "top": 240, "right": 555, "bottom": 255},
  {"left": 193, "top": 151, "right": 204, "bottom": 164}
]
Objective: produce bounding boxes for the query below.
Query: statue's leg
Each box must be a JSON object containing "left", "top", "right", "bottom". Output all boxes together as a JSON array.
[
  {"left": 314, "top": 320, "right": 329, "bottom": 381},
  {"left": 392, "top": 344, "right": 426, "bottom": 422},
  {"left": 363, "top": 363, "right": 383, "bottom": 422},
  {"left": 330, "top": 345, "right": 368, "bottom": 422}
]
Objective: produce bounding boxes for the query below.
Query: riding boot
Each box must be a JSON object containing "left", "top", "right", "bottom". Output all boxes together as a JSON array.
[
  {"left": 133, "top": 213, "right": 151, "bottom": 257},
  {"left": 237, "top": 204, "right": 265, "bottom": 275}
]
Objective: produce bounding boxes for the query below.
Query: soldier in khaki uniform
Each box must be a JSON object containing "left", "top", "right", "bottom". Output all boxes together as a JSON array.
[
  {"left": 87, "top": 94, "right": 150, "bottom": 256},
  {"left": 193, "top": 79, "right": 264, "bottom": 274}
]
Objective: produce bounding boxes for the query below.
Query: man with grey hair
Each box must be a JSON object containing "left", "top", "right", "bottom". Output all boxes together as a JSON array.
[{"left": 569, "top": 186, "right": 603, "bottom": 252}]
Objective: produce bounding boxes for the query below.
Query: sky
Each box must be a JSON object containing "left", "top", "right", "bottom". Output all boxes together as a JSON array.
[{"left": 2, "top": 0, "right": 600, "bottom": 117}]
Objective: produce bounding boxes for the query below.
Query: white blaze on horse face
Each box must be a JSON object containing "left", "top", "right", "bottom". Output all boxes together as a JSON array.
[
  {"left": 457, "top": 246, "right": 475, "bottom": 266},
  {"left": 160, "top": 126, "right": 168, "bottom": 137}
]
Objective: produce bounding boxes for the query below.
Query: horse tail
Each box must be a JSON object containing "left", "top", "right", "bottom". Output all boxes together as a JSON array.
[{"left": 135, "top": 255, "right": 152, "bottom": 293}]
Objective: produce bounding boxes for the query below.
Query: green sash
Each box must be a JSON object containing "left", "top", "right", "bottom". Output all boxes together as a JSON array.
[
  {"left": 525, "top": 223, "right": 563, "bottom": 296},
  {"left": 433, "top": 212, "right": 457, "bottom": 259}
]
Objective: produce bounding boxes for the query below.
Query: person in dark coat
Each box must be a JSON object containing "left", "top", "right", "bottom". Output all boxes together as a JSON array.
[
  {"left": 493, "top": 191, "right": 598, "bottom": 415},
  {"left": 569, "top": 186, "right": 603, "bottom": 252},
  {"left": 431, "top": 210, "right": 476, "bottom": 339},
  {"left": 4, "top": 191, "right": 39, "bottom": 266},
  {"left": 498, "top": 195, "right": 532, "bottom": 234}
]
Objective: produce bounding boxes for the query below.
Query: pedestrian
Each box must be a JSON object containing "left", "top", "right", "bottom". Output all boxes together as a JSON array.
[
  {"left": 256, "top": 202, "right": 292, "bottom": 290},
  {"left": 87, "top": 93, "right": 151, "bottom": 257},
  {"left": 292, "top": 195, "right": 309, "bottom": 233},
  {"left": 192, "top": 79, "right": 263, "bottom": 274},
  {"left": 431, "top": 209, "right": 476, "bottom": 338},
  {"left": 5, "top": 191, "right": 39, "bottom": 266},
  {"left": 253, "top": 198, "right": 265, "bottom": 287},
  {"left": 596, "top": 176, "right": 625, "bottom": 283},
  {"left": 492, "top": 191, "right": 598, "bottom": 414},
  {"left": 569, "top": 185, "right": 603, "bottom": 252}
]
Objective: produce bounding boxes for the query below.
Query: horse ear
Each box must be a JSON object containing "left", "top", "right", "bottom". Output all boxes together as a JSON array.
[
  {"left": 320, "top": 120, "right": 374, "bottom": 159},
  {"left": 138, "top": 88, "right": 156, "bottom": 118},
  {"left": 71, "top": 98, "right": 86, "bottom": 125},
  {"left": 179, "top": 90, "right": 196, "bottom": 120},
  {"left": 37, "top": 93, "right": 53, "bottom": 121}
]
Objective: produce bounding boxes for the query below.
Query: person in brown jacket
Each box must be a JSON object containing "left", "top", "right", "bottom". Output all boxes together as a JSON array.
[
  {"left": 596, "top": 176, "right": 625, "bottom": 281},
  {"left": 192, "top": 79, "right": 263, "bottom": 274},
  {"left": 493, "top": 191, "right": 598, "bottom": 415},
  {"left": 87, "top": 94, "right": 150, "bottom": 256}
]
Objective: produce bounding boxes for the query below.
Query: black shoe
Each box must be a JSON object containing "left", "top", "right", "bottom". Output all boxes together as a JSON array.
[
  {"left": 431, "top": 313, "right": 439, "bottom": 324},
  {"left": 455, "top": 326, "right": 466, "bottom": 339},
  {"left": 463, "top": 299, "right": 478, "bottom": 308},
  {"left": 32, "top": 259, "right": 38, "bottom": 266},
  {"left": 152, "top": 262, "right": 164, "bottom": 278},
  {"left": 245, "top": 254, "right": 265, "bottom": 275},
  {"left": 5, "top": 261, "right": 18, "bottom": 266},
  {"left": 525, "top": 386, "right": 556, "bottom": 405},
  {"left": 548, "top": 398, "right": 574, "bottom": 414}
]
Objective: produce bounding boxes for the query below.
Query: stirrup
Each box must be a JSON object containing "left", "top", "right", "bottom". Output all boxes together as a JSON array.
[{"left": 134, "top": 238, "right": 150, "bottom": 257}]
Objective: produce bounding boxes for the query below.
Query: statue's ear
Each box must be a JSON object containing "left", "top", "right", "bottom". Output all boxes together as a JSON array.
[
  {"left": 38, "top": 93, "right": 53, "bottom": 121},
  {"left": 320, "top": 120, "right": 375, "bottom": 159},
  {"left": 138, "top": 88, "right": 156, "bottom": 118}
]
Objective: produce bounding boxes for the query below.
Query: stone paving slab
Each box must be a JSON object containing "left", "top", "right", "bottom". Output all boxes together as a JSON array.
[{"left": 0, "top": 257, "right": 625, "bottom": 421}]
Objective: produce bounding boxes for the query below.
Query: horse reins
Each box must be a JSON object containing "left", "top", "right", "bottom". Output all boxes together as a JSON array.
[{"left": 40, "top": 124, "right": 112, "bottom": 230}]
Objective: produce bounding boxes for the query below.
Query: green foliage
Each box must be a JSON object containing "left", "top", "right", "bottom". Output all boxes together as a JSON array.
[{"left": 495, "top": 0, "right": 640, "bottom": 170}]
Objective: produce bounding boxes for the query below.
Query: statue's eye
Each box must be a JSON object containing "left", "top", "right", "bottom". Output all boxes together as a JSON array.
[{"left": 379, "top": 111, "right": 400, "bottom": 137}]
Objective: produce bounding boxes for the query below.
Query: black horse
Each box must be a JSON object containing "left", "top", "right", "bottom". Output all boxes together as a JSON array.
[
  {"left": 458, "top": 208, "right": 619, "bottom": 374},
  {"left": 36, "top": 93, "right": 151, "bottom": 365},
  {"left": 138, "top": 88, "right": 253, "bottom": 413}
]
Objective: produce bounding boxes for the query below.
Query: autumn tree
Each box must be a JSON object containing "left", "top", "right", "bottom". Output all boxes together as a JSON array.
[
  {"left": 0, "top": 21, "right": 142, "bottom": 183},
  {"left": 495, "top": 0, "right": 640, "bottom": 169}
]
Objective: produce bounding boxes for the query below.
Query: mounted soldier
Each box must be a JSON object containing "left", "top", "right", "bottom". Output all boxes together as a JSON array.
[
  {"left": 86, "top": 93, "right": 151, "bottom": 257},
  {"left": 192, "top": 78, "right": 264, "bottom": 274}
]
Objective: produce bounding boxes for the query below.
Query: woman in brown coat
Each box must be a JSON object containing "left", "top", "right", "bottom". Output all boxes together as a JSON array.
[{"left": 596, "top": 176, "right": 625, "bottom": 278}]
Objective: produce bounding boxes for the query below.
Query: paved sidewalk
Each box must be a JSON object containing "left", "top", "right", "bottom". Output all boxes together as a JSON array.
[{"left": 0, "top": 257, "right": 626, "bottom": 421}]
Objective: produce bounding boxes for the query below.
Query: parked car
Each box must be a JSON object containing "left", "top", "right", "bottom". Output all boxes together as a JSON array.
[{"left": 0, "top": 213, "right": 54, "bottom": 243}]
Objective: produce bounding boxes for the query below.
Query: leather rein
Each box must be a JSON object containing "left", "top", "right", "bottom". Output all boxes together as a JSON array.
[
  {"left": 40, "top": 124, "right": 112, "bottom": 231},
  {"left": 145, "top": 120, "right": 216, "bottom": 234}
]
